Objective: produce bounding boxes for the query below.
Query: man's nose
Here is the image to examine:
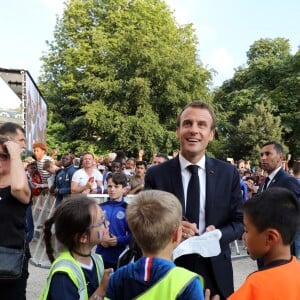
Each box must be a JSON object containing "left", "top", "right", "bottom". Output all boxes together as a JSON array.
[{"left": 190, "top": 122, "right": 198, "bottom": 132}]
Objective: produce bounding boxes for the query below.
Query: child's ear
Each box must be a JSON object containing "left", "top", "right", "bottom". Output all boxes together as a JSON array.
[
  {"left": 172, "top": 225, "right": 182, "bottom": 244},
  {"left": 79, "top": 233, "right": 88, "bottom": 244},
  {"left": 266, "top": 228, "right": 280, "bottom": 245}
]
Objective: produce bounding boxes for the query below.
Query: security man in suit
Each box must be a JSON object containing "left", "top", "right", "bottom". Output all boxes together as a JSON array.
[
  {"left": 258, "top": 142, "right": 300, "bottom": 196},
  {"left": 258, "top": 141, "right": 300, "bottom": 260},
  {"left": 145, "top": 101, "right": 244, "bottom": 300}
]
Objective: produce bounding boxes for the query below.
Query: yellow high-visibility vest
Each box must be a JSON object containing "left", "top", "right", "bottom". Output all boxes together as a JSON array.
[
  {"left": 39, "top": 250, "right": 104, "bottom": 300},
  {"left": 105, "top": 266, "right": 203, "bottom": 300}
]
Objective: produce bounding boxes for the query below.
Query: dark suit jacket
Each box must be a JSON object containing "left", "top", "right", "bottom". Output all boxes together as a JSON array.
[
  {"left": 258, "top": 168, "right": 300, "bottom": 200},
  {"left": 144, "top": 155, "right": 244, "bottom": 298}
]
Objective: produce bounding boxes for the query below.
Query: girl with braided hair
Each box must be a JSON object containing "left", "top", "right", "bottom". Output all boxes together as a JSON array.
[{"left": 39, "top": 196, "right": 113, "bottom": 300}]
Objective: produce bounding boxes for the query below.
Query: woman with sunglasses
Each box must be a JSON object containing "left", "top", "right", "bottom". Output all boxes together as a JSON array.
[{"left": 0, "top": 136, "right": 31, "bottom": 299}]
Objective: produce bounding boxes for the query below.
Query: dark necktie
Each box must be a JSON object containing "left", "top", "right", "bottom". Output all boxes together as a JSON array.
[
  {"left": 262, "top": 177, "right": 270, "bottom": 191},
  {"left": 186, "top": 165, "right": 200, "bottom": 225}
]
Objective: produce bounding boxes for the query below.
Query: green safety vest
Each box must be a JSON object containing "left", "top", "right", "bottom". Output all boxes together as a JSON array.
[
  {"left": 39, "top": 250, "right": 104, "bottom": 300},
  {"left": 105, "top": 266, "right": 203, "bottom": 300}
]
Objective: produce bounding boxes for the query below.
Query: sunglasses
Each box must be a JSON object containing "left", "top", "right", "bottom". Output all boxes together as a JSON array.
[
  {"left": 89, "top": 219, "right": 108, "bottom": 229},
  {"left": 0, "top": 152, "right": 9, "bottom": 162}
]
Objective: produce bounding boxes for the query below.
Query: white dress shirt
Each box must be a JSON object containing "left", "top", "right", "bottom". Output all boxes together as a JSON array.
[
  {"left": 266, "top": 166, "right": 282, "bottom": 188},
  {"left": 179, "top": 154, "right": 206, "bottom": 234}
]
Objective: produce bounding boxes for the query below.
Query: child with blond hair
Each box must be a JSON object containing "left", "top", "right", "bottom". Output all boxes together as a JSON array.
[{"left": 105, "top": 189, "right": 205, "bottom": 300}]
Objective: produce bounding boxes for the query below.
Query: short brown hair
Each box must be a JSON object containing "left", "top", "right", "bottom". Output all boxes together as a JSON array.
[
  {"left": 176, "top": 101, "right": 216, "bottom": 130},
  {"left": 126, "top": 190, "right": 182, "bottom": 254}
]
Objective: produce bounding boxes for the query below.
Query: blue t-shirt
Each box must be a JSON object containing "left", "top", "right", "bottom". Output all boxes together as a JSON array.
[{"left": 106, "top": 257, "right": 204, "bottom": 300}]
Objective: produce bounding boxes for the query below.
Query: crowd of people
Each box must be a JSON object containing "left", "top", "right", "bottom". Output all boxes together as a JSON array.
[{"left": 0, "top": 99, "right": 300, "bottom": 300}]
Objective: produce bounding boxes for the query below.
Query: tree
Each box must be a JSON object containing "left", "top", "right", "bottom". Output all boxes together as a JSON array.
[
  {"left": 213, "top": 38, "right": 300, "bottom": 161},
  {"left": 39, "top": 0, "right": 211, "bottom": 157},
  {"left": 247, "top": 38, "right": 291, "bottom": 64},
  {"left": 230, "top": 101, "right": 284, "bottom": 166}
]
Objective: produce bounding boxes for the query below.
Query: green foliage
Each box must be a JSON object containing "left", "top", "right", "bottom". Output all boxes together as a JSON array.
[
  {"left": 213, "top": 38, "right": 300, "bottom": 162},
  {"left": 41, "top": 4, "right": 299, "bottom": 163},
  {"left": 230, "top": 101, "right": 284, "bottom": 165},
  {"left": 40, "top": 0, "right": 211, "bottom": 158},
  {"left": 247, "top": 38, "right": 291, "bottom": 65}
]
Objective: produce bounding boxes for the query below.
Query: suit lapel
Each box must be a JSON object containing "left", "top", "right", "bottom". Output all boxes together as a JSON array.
[
  {"left": 205, "top": 157, "right": 217, "bottom": 220},
  {"left": 258, "top": 168, "right": 283, "bottom": 192},
  {"left": 258, "top": 177, "right": 269, "bottom": 193},
  {"left": 170, "top": 156, "right": 185, "bottom": 212},
  {"left": 268, "top": 168, "right": 283, "bottom": 188}
]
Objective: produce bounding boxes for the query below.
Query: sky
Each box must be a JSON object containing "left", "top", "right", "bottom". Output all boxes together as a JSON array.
[{"left": 0, "top": 0, "right": 299, "bottom": 87}]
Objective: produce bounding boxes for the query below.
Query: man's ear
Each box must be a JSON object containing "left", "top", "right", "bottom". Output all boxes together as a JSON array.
[
  {"left": 278, "top": 152, "right": 284, "bottom": 163},
  {"left": 209, "top": 129, "right": 215, "bottom": 142},
  {"left": 176, "top": 128, "right": 180, "bottom": 139}
]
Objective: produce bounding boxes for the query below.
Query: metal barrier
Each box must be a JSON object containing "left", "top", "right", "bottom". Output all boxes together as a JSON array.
[
  {"left": 29, "top": 194, "right": 135, "bottom": 268},
  {"left": 87, "top": 194, "right": 136, "bottom": 204},
  {"left": 30, "top": 192, "right": 56, "bottom": 268},
  {"left": 29, "top": 193, "right": 248, "bottom": 269},
  {"left": 231, "top": 239, "right": 249, "bottom": 259}
]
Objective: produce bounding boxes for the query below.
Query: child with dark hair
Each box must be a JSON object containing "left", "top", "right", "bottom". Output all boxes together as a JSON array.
[
  {"left": 96, "top": 172, "right": 131, "bottom": 270},
  {"left": 39, "top": 196, "right": 112, "bottom": 300},
  {"left": 228, "top": 187, "right": 300, "bottom": 299}
]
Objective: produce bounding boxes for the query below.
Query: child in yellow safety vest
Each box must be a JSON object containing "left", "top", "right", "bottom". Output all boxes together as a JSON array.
[
  {"left": 39, "top": 196, "right": 113, "bottom": 300},
  {"left": 105, "top": 190, "right": 217, "bottom": 300}
]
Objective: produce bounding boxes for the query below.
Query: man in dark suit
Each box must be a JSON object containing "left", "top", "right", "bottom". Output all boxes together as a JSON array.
[
  {"left": 258, "top": 142, "right": 300, "bottom": 197},
  {"left": 258, "top": 141, "right": 300, "bottom": 260},
  {"left": 145, "top": 101, "right": 244, "bottom": 300}
]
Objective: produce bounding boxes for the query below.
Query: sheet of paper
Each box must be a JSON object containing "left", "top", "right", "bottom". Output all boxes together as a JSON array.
[{"left": 173, "top": 230, "right": 221, "bottom": 260}]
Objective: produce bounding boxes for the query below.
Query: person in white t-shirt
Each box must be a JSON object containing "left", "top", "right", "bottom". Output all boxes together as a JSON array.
[{"left": 71, "top": 152, "right": 103, "bottom": 194}]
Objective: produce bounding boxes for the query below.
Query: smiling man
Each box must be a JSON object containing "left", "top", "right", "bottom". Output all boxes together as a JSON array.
[{"left": 145, "top": 101, "right": 243, "bottom": 300}]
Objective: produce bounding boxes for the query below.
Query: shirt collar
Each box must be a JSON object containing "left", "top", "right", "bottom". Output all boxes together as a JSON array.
[
  {"left": 178, "top": 154, "right": 206, "bottom": 171},
  {"left": 268, "top": 166, "right": 282, "bottom": 182}
]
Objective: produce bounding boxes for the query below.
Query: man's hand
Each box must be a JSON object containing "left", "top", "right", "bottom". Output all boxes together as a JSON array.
[
  {"left": 181, "top": 219, "right": 199, "bottom": 240},
  {"left": 206, "top": 225, "right": 216, "bottom": 232},
  {"left": 205, "top": 289, "right": 220, "bottom": 300}
]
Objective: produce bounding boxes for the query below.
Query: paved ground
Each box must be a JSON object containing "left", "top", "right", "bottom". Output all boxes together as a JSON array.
[{"left": 26, "top": 254, "right": 257, "bottom": 299}]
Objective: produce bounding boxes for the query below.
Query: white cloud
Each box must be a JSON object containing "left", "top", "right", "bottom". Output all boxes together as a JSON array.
[
  {"left": 42, "top": 0, "right": 65, "bottom": 15},
  {"left": 197, "top": 25, "right": 217, "bottom": 44},
  {"left": 165, "top": 0, "right": 191, "bottom": 24},
  {"left": 211, "top": 48, "right": 233, "bottom": 72},
  {"left": 208, "top": 48, "right": 234, "bottom": 86}
]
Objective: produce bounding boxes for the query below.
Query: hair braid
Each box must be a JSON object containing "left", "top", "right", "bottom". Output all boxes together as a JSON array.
[{"left": 44, "top": 216, "right": 55, "bottom": 263}]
